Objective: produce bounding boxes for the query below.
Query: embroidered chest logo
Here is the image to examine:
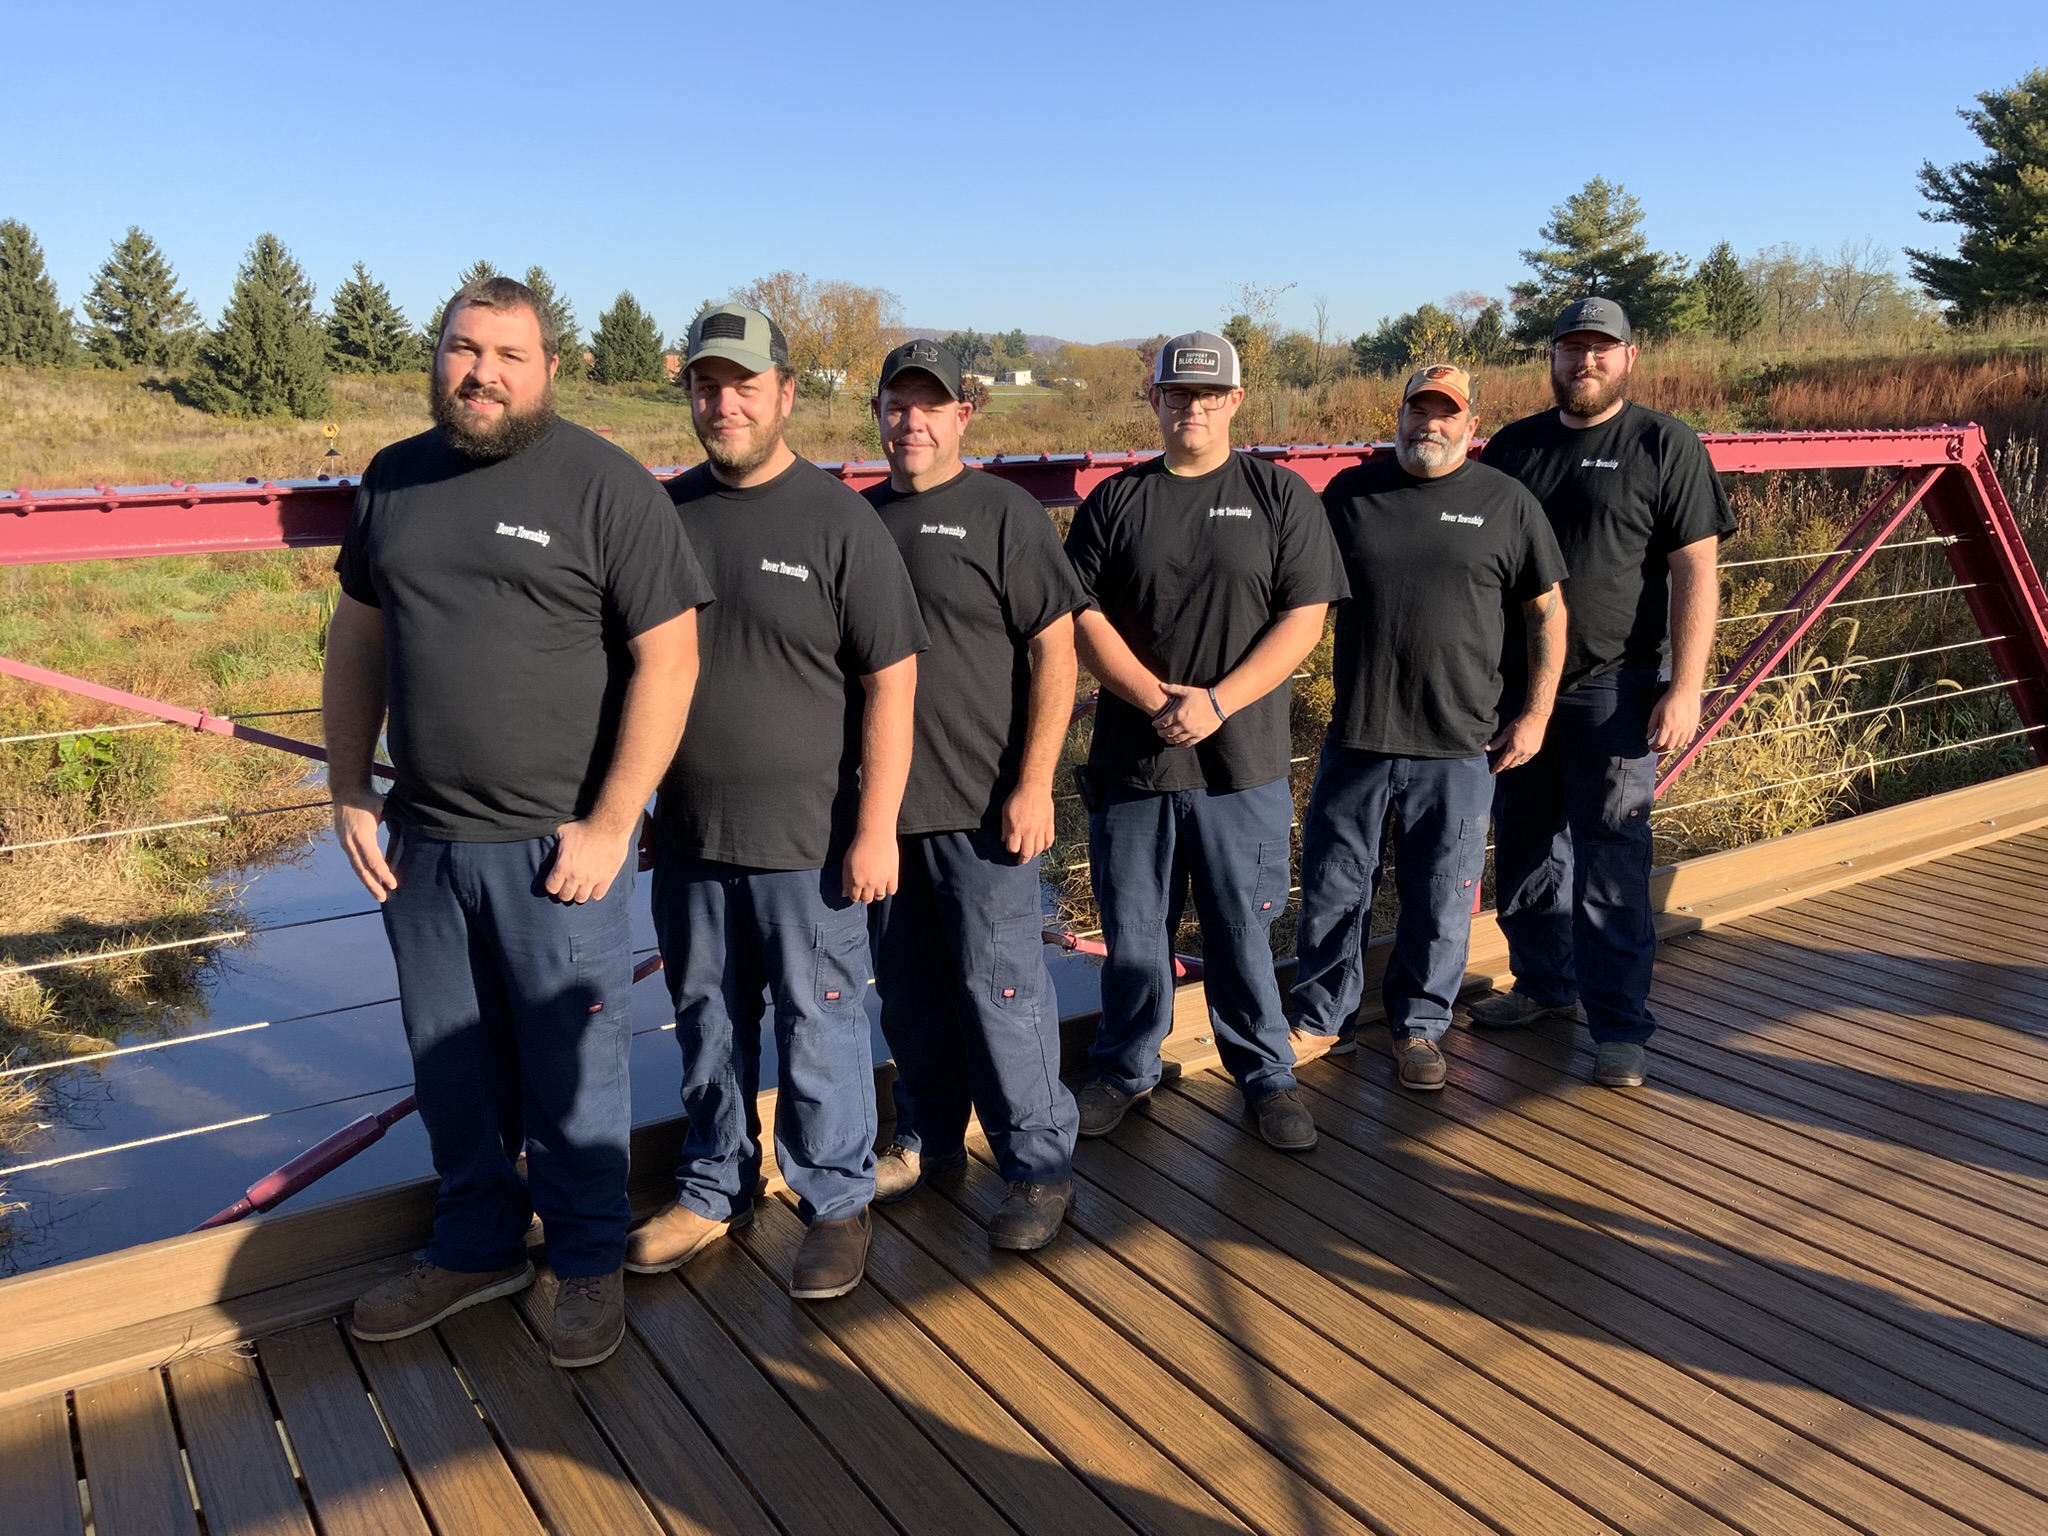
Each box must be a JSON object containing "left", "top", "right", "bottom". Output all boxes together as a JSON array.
[
  {"left": 920, "top": 522, "right": 967, "bottom": 539},
  {"left": 1208, "top": 506, "right": 1254, "bottom": 519},
  {"left": 1439, "top": 512, "right": 1485, "bottom": 527},
  {"left": 760, "top": 558, "right": 811, "bottom": 581},
  {"left": 494, "top": 522, "right": 552, "bottom": 547},
  {"left": 1580, "top": 458, "right": 1620, "bottom": 470}
]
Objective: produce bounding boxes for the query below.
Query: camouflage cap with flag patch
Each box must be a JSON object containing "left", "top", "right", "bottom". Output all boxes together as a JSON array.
[{"left": 1400, "top": 362, "right": 1473, "bottom": 412}]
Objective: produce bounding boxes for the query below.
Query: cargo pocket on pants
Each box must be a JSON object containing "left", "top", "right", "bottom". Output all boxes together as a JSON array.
[
  {"left": 989, "top": 914, "right": 1042, "bottom": 1008},
  {"left": 1251, "top": 839, "right": 1289, "bottom": 921}
]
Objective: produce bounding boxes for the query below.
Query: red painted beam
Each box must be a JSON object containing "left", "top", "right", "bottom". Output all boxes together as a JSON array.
[{"left": 3, "top": 429, "right": 1988, "bottom": 566}]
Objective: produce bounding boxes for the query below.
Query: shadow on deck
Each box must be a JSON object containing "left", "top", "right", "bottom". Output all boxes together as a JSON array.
[{"left": 4, "top": 825, "right": 2048, "bottom": 1535}]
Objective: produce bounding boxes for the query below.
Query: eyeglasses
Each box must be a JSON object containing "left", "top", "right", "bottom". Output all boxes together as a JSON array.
[
  {"left": 1552, "top": 339, "right": 1627, "bottom": 362},
  {"left": 1159, "top": 388, "right": 1235, "bottom": 412}
]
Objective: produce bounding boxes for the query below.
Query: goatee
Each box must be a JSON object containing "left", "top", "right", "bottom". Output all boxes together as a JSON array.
[
  {"left": 432, "top": 378, "right": 556, "bottom": 461},
  {"left": 1553, "top": 367, "right": 1627, "bottom": 419}
]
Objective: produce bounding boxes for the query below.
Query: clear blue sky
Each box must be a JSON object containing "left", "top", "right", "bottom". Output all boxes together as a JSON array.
[{"left": 5, "top": 1, "right": 2042, "bottom": 345}]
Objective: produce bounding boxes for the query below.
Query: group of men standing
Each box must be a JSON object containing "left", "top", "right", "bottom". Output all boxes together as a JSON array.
[{"left": 323, "top": 277, "right": 1732, "bottom": 1370}]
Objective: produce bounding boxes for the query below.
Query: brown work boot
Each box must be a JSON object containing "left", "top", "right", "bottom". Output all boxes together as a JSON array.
[
  {"left": 1395, "top": 1036, "right": 1448, "bottom": 1091},
  {"left": 1289, "top": 1025, "right": 1341, "bottom": 1066},
  {"left": 549, "top": 1268, "right": 625, "bottom": 1368},
  {"left": 349, "top": 1257, "right": 533, "bottom": 1342},
  {"left": 790, "top": 1209, "right": 871, "bottom": 1299},
  {"left": 625, "top": 1200, "right": 753, "bottom": 1274}
]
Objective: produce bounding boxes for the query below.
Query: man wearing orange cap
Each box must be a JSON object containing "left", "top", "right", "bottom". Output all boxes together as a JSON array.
[{"left": 1290, "top": 364, "right": 1566, "bottom": 1090}]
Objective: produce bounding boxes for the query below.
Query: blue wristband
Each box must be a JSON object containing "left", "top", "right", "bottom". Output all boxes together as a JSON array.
[{"left": 1207, "top": 687, "right": 1228, "bottom": 723}]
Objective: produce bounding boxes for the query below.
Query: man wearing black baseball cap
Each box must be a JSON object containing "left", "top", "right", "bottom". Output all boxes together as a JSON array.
[
  {"left": 628, "top": 303, "right": 928, "bottom": 1299},
  {"left": 1291, "top": 363, "right": 1566, "bottom": 1090},
  {"left": 860, "top": 339, "right": 1086, "bottom": 1250},
  {"left": 1064, "top": 330, "right": 1349, "bottom": 1150},
  {"left": 1471, "top": 296, "right": 1735, "bottom": 1088}
]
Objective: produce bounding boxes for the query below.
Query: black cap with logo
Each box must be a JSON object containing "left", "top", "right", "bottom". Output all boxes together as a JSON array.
[
  {"left": 878, "top": 338, "right": 964, "bottom": 402},
  {"left": 1551, "top": 297, "right": 1633, "bottom": 345}
]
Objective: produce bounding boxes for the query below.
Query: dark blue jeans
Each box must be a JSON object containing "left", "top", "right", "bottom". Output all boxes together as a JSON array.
[
  {"left": 380, "top": 827, "right": 634, "bottom": 1279},
  {"left": 1492, "top": 668, "right": 1661, "bottom": 1045},
  {"left": 870, "top": 829, "right": 1077, "bottom": 1185},
  {"left": 650, "top": 854, "right": 876, "bottom": 1225},
  {"left": 1087, "top": 778, "right": 1296, "bottom": 1101},
  {"left": 1291, "top": 746, "right": 1492, "bottom": 1044}
]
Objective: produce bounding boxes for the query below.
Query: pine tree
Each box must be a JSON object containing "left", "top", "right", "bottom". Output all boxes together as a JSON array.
[
  {"left": 0, "top": 219, "right": 76, "bottom": 366},
  {"left": 590, "top": 291, "right": 664, "bottom": 384},
  {"left": 1692, "top": 241, "right": 1762, "bottom": 342},
  {"left": 1509, "top": 178, "right": 1687, "bottom": 341},
  {"left": 422, "top": 257, "right": 500, "bottom": 354},
  {"left": 81, "top": 227, "right": 200, "bottom": 369},
  {"left": 187, "top": 233, "right": 330, "bottom": 417},
  {"left": 325, "top": 261, "right": 422, "bottom": 373},
  {"left": 523, "top": 266, "right": 584, "bottom": 380},
  {"left": 1908, "top": 68, "right": 2048, "bottom": 321}
]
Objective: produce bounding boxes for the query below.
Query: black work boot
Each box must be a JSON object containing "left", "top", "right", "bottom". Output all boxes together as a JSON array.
[{"left": 988, "top": 1181, "right": 1074, "bottom": 1251}]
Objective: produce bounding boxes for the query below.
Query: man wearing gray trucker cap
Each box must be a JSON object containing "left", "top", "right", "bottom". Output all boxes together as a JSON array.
[
  {"left": 1472, "top": 296, "right": 1735, "bottom": 1088},
  {"left": 629, "top": 302, "right": 928, "bottom": 1300},
  {"left": 1064, "top": 330, "right": 1348, "bottom": 1151}
]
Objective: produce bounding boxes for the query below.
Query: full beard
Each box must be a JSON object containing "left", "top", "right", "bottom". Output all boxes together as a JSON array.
[
  {"left": 698, "top": 409, "right": 788, "bottom": 480},
  {"left": 1395, "top": 426, "right": 1469, "bottom": 475},
  {"left": 432, "top": 377, "right": 556, "bottom": 461},
  {"left": 1552, "top": 365, "right": 1628, "bottom": 419}
]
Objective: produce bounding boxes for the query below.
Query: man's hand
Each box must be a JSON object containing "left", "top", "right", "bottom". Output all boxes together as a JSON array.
[
  {"left": 333, "top": 788, "right": 396, "bottom": 901},
  {"left": 1002, "top": 783, "right": 1058, "bottom": 862},
  {"left": 546, "top": 818, "right": 632, "bottom": 904},
  {"left": 1153, "top": 683, "right": 1223, "bottom": 748},
  {"left": 842, "top": 829, "right": 900, "bottom": 904},
  {"left": 1486, "top": 711, "right": 1550, "bottom": 774},
  {"left": 1647, "top": 684, "right": 1704, "bottom": 754}
]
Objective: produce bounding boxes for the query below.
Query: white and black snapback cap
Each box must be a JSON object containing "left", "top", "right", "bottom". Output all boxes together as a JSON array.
[{"left": 1154, "top": 330, "right": 1241, "bottom": 388}]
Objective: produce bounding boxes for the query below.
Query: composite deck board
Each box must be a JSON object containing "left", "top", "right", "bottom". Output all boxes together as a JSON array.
[
  {"left": 23, "top": 828, "right": 2048, "bottom": 1535},
  {"left": 258, "top": 1323, "right": 432, "bottom": 1536},
  {"left": 164, "top": 1349, "right": 316, "bottom": 1536},
  {"left": 0, "top": 1394, "right": 85, "bottom": 1536},
  {"left": 72, "top": 1370, "right": 201, "bottom": 1536},
  {"left": 344, "top": 1323, "right": 544, "bottom": 1536}
]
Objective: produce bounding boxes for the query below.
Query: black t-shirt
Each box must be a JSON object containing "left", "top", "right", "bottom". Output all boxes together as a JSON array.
[
  {"left": 863, "top": 468, "right": 1088, "bottom": 836},
  {"left": 656, "top": 456, "right": 928, "bottom": 870},
  {"left": 1065, "top": 453, "right": 1349, "bottom": 793},
  {"left": 336, "top": 419, "right": 709, "bottom": 842},
  {"left": 1322, "top": 458, "right": 1566, "bottom": 758},
  {"left": 1482, "top": 402, "right": 1736, "bottom": 692}
]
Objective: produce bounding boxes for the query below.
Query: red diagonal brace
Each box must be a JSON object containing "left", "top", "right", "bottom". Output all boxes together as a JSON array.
[
  {"left": 1656, "top": 465, "right": 1942, "bottom": 794},
  {"left": 0, "top": 654, "right": 394, "bottom": 781}
]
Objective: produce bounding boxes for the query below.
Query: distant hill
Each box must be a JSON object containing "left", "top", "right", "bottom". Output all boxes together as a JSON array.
[{"left": 891, "top": 327, "right": 1071, "bottom": 354}]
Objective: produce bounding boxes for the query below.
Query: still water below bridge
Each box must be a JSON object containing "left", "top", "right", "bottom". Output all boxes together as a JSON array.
[{"left": 3, "top": 830, "right": 1108, "bottom": 1276}]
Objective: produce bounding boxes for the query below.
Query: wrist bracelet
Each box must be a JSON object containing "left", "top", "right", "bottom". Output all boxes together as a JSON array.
[{"left": 1207, "top": 687, "right": 1228, "bottom": 723}]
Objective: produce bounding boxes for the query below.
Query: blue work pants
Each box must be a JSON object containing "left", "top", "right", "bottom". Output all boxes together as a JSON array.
[
  {"left": 1491, "top": 668, "right": 1661, "bottom": 1045},
  {"left": 870, "top": 829, "right": 1077, "bottom": 1185},
  {"left": 379, "top": 828, "right": 634, "bottom": 1280},
  {"left": 1291, "top": 746, "right": 1492, "bottom": 1044},
  {"left": 650, "top": 854, "right": 876, "bottom": 1225},
  {"left": 1087, "top": 778, "right": 1296, "bottom": 1102}
]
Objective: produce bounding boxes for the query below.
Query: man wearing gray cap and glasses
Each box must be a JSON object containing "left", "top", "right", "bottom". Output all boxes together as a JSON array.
[{"left": 1063, "top": 331, "right": 1348, "bottom": 1151}]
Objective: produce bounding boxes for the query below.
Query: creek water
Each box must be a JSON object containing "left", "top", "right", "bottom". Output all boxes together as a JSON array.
[{"left": 2, "top": 827, "right": 1106, "bottom": 1276}]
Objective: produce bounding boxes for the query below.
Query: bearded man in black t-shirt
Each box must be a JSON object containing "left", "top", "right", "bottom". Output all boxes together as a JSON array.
[
  {"left": 328, "top": 276, "right": 709, "bottom": 1369},
  {"left": 1065, "top": 331, "right": 1350, "bottom": 1152},
  {"left": 1472, "top": 298, "right": 1736, "bottom": 1088},
  {"left": 625, "top": 305, "right": 928, "bottom": 1302},
  {"left": 1292, "top": 365, "right": 1566, "bottom": 1092},
  {"left": 860, "top": 340, "right": 1087, "bottom": 1252}
]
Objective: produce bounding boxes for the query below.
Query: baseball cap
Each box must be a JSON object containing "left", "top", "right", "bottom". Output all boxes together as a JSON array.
[
  {"left": 878, "top": 338, "right": 964, "bottom": 401},
  {"left": 685, "top": 303, "right": 789, "bottom": 375},
  {"left": 1154, "top": 331, "right": 1241, "bottom": 389},
  {"left": 1551, "top": 296, "right": 1633, "bottom": 345},
  {"left": 1401, "top": 362, "right": 1473, "bottom": 412}
]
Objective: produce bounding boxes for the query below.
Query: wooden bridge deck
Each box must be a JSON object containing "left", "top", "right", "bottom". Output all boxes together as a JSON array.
[{"left": 6, "top": 825, "right": 2048, "bottom": 1535}]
